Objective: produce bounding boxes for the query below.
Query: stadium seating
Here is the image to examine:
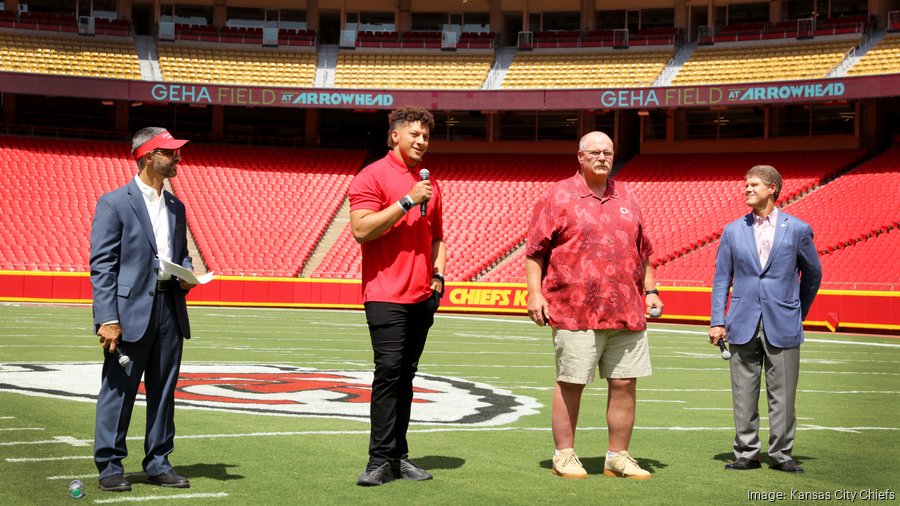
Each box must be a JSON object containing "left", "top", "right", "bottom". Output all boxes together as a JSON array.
[
  {"left": 617, "top": 149, "right": 865, "bottom": 268},
  {"left": 672, "top": 39, "right": 854, "bottom": 85},
  {"left": 480, "top": 149, "right": 865, "bottom": 284},
  {"left": 1, "top": 133, "right": 894, "bottom": 292},
  {"left": 817, "top": 225, "right": 899, "bottom": 290},
  {"left": 0, "top": 136, "right": 136, "bottom": 271},
  {"left": 782, "top": 147, "right": 900, "bottom": 255},
  {"left": 157, "top": 44, "right": 317, "bottom": 86},
  {"left": 312, "top": 154, "right": 574, "bottom": 281},
  {"left": 457, "top": 32, "right": 496, "bottom": 49},
  {"left": 501, "top": 50, "right": 671, "bottom": 89},
  {"left": 0, "top": 32, "right": 141, "bottom": 79},
  {"left": 170, "top": 145, "right": 365, "bottom": 277},
  {"left": 332, "top": 51, "right": 493, "bottom": 89},
  {"left": 0, "top": 135, "right": 364, "bottom": 276},
  {"left": 847, "top": 34, "right": 900, "bottom": 76},
  {"left": 478, "top": 249, "right": 527, "bottom": 284}
]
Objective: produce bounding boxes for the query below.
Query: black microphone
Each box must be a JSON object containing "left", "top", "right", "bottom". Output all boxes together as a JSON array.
[
  {"left": 717, "top": 340, "right": 732, "bottom": 360},
  {"left": 419, "top": 168, "right": 430, "bottom": 217},
  {"left": 114, "top": 347, "right": 132, "bottom": 367}
]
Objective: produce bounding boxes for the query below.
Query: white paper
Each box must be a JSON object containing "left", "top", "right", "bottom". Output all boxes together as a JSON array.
[{"left": 159, "top": 258, "right": 215, "bottom": 285}]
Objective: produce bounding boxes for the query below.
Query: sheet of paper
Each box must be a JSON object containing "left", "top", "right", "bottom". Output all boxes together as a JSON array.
[{"left": 159, "top": 258, "right": 215, "bottom": 285}]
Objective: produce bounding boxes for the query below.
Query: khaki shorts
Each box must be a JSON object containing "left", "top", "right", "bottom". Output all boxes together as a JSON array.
[{"left": 552, "top": 328, "right": 652, "bottom": 384}]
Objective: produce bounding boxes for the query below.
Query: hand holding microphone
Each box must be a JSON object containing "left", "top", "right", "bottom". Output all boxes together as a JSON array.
[
  {"left": 98, "top": 323, "right": 130, "bottom": 367},
  {"left": 709, "top": 326, "right": 731, "bottom": 360}
]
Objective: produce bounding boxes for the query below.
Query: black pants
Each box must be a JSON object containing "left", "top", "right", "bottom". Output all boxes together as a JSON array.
[{"left": 364, "top": 292, "right": 439, "bottom": 464}]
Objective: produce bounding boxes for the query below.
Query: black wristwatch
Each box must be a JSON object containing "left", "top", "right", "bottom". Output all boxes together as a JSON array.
[
  {"left": 645, "top": 289, "right": 660, "bottom": 296},
  {"left": 432, "top": 273, "right": 445, "bottom": 284},
  {"left": 398, "top": 195, "right": 414, "bottom": 212}
]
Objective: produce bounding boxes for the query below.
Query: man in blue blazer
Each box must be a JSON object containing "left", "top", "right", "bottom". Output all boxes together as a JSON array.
[
  {"left": 710, "top": 165, "right": 822, "bottom": 474},
  {"left": 91, "top": 127, "right": 195, "bottom": 492}
]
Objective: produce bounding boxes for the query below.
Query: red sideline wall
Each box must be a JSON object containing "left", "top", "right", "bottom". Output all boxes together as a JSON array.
[{"left": 1, "top": 271, "right": 897, "bottom": 334}]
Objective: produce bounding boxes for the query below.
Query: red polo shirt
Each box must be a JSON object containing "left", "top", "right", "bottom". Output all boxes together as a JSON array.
[
  {"left": 526, "top": 173, "right": 653, "bottom": 331},
  {"left": 348, "top": 151, "right": 443, "bottom": 304}
]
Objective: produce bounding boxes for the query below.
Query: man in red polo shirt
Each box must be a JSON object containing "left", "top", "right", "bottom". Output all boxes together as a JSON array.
[
  {"left": 349, "top": 105, "right": 446, "bottom": 487},
  {"left": 526, "top": 131, "right": 663, "bottom": 481}
]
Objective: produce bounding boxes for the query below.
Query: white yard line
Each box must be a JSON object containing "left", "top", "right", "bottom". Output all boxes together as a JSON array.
[
  {"left": 6, "top": 423, "right": 896, "bottom": 461},
  {"left": 92, "top": 492, "right": 228, "bottom": 504}
]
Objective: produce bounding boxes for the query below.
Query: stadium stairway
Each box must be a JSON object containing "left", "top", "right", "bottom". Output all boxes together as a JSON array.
[
  {"left": 483, "top": 46, "right": 517, "bottom": 89},
  {"left": 315, "top": 44, "right": 338, "bottom": 88},
  {"left": 300, "top": 197, "right": 350, "bottom": 277},
  {"left": 832, "top": 28, "right": 887, "bottom": 77},
  {"left": 135, "top": 35, "right": 163, "bottom": 81},
  {"left": 651, "top": 41, "right": 697, "bottom": 86}
]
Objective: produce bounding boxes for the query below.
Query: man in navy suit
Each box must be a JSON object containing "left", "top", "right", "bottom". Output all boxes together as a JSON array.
[
  {"left": 91, "top": 127, "right": 196, "bottom": 492},
  {"left": 710, "top": 165, "right": 822, "bottom": 474}
]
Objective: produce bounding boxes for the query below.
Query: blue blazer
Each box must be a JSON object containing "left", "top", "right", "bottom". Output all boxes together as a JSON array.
[
  {"left": 90, "top": 178, "right": 192, "bottom": 342},
  {"left": 711, "top": 210, "right": 822, "bottom": 348}
]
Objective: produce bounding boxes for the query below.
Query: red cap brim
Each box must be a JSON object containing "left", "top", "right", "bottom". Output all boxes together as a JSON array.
[{"left": 133, "top": 130, "right": 189, "bottom": 159}]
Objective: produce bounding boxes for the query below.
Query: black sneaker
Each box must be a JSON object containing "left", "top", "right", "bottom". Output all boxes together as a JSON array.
[
  {"left": 398, "top": 458, "right": 433, "bottom": 481},
  {"left": 357, "top": 462, "right": 396, "bottom": 487},
  {"left": 98, "top": 474, "right": 132, "bottom": 492}
]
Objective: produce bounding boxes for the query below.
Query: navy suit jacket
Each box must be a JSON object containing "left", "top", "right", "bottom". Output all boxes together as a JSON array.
[
  {"left": 90, "top": 178, "right": 192, "bottom": 342},
  {"left": 711, "top": 210, "right": 822, "bottom": 348}
]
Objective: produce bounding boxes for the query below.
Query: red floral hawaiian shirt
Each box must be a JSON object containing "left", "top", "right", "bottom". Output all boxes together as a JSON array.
[{"left": 526, "top": 172, "right": 653, "bottom": 331}]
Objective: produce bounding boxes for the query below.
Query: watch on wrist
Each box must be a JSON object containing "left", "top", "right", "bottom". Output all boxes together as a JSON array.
[
  {"left": 645, "top": 289, "right": 660, "bottom": 296},
  {"left": 432, "top": 273, "right": 445, "bottom": 283}
]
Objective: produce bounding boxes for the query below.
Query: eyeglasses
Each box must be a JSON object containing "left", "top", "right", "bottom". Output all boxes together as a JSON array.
[
  {"left": 581, "top": 150, "right": 614, "bottom": 160},
  {"left": 153, "top": 148, "right": 181, "bottom": 158}
]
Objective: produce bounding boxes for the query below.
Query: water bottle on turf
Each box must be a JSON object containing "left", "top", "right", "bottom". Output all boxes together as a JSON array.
[{"left": 68, "top": 479, "right": 85, "bottom": 499}]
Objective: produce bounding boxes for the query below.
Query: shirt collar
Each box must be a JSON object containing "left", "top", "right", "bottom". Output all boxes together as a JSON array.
[
  {"left": 386, "top": 150, "right": 416, "bottom": 174},
  {"left": 753, "top": 207, "right": 778, "bottom": 225},
  {"left": 574, "top": 171, "right": 618, "bottom": 201},
  {"left": 134, "top": 175, "right": 162, "bottom": 200}
]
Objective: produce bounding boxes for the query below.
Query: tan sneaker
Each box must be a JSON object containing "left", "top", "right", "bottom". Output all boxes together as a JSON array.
[
  {"left": 552, "top": 448, "right": 588, "bottom": 479},
  {"left": 604, "top": 450, "right": 651, "bottom": 480}
]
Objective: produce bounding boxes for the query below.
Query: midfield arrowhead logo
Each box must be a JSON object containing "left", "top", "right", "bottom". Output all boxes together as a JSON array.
[{"left": 0, "top": 364, "right": 540, "bottom": 426}]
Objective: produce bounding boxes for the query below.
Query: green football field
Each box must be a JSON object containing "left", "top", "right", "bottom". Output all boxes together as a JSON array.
[{"left": 1, "top": 303, "right": 898, "bottom": 505}]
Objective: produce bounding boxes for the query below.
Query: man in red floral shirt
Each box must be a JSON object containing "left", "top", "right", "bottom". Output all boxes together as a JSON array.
[{"left": 525, "top": 131, "right": 663, "bottom": 481}]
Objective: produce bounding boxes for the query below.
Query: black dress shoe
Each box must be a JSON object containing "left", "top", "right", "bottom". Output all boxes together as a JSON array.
[
  {"left": 725, "top": 457, "right": 762, "bottom": 470},
  {"left": 357, "top": 462, "right": 396, "bottom": 487},
  {"left": 148, "top": 470, "right": 190, "bottom": 488},
  {"left": 771, "top": 459, "right": 804, "bottom": 473},
  {"left": 98, "top": 474, "right": 132, "bottom": 492},
  {"left": 398, "top": 458, "right": 433, "bottom": 481}
]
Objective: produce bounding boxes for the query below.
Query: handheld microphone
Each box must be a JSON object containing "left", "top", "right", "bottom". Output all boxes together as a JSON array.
[
  {"left": 114, "top": 347, "right": 132, "bottom": 367},
  {"left": 717, "top": 340, "right": 732, "bottom": 360},
  {"left": 419, "top": 168, "right": 430, "bottom": 217},
  {"left": 648, "top": 306, "right": 662, "bottom": 318}
]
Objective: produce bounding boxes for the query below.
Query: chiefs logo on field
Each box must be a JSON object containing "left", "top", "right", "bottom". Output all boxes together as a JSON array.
[{"left": 0, "top": 364, "right": 539, "bottom": 426}]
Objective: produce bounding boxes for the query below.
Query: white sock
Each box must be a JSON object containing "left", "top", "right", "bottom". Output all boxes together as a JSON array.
[
  {"left": 554, "top": 449, "right": 561, "bottom": 457},
  {"left": 607, "top": 451, "right": 619, "bottom": 459}
]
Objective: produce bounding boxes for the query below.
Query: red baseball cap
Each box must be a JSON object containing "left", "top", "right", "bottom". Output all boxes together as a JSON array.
[{"left": 133, "top": 129, "right": 189, "bottom": 160}]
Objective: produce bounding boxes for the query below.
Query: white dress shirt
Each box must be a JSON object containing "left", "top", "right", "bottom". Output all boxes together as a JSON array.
[{"left": 134, "top": 176, "right": 172, "bottom": 280}]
